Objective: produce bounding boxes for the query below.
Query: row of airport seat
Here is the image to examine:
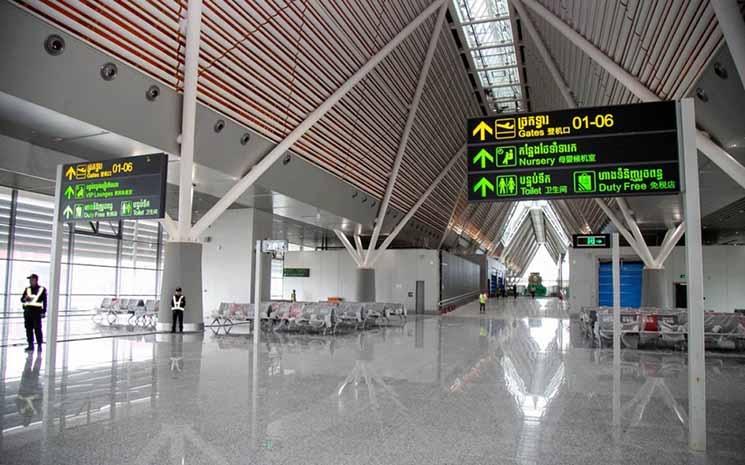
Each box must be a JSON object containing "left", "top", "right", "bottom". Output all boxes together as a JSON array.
[
  {"left": 210, "top": 301, "right": 407, "bottom": 334},
  {"left": 92, "top": 298, "right": 159, "bottom": 327},
  {"left": 580, "top": 306, "right": 745, "bottom": 350}
]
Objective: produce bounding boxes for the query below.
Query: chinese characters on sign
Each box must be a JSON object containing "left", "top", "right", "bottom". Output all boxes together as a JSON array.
[
  {"left": 466, "top": 101, "right": 681, "bottom": 201},
  {"left": 58, "top": 154, "right": 168, "bottom": 222}
]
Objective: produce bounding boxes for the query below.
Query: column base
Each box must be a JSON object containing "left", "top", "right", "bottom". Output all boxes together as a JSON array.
[
  {"left": 642, "top": 268, "right": 667, "bottom": 308},
  {"left": 159, "top": 242, "right": 204, "bottom": 329},
  {"left": 356, "top": 268, "right": 376, "bottom": 302}
]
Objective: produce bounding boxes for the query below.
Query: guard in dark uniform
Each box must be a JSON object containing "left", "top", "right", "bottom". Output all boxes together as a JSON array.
[
  {"left": 171, "top": 287, "right": 185, "bottom": 333},
  {"left": 21, "top": 274, "right": 47, "bottom": 352}
]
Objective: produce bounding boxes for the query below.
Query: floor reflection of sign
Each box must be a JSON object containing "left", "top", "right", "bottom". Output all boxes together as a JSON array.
[{"left": 133, "top": 424, "right": 230, "bottom": 465}]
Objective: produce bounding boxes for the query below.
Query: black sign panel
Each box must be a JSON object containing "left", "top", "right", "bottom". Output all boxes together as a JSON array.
[
  {"left": 58, "top": 154, "right": 168, "bottom": 222},
  {"left": 573, "top": 234, "right": 611, "bottom": 248},
  {"left": 467, "top": 163, "right": 680, "bottom": 201},
  {"left": 467, "top": 101, "right": 677, "bottom": 145},
  {"left": 466, "top": 101, "right": 680, "bottom": 202},
  {"left": 467, "top": 132, "right": 679, "bottom": 172}
]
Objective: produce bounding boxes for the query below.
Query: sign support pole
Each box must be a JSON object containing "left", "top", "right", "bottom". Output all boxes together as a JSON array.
[
  {"left": 680, "top": 98, "right": 706, "bottom": 451},
  {"left": 46, "top": 165, "right": 65, "bottom": 375},
  {"left": 611, "top": 232, "right": 621, "bottom": 427},
  {"left": 253, "top": 240, "right": 262, "bottom": 345},
  {"left": 251, "top": 242, "right": 260, "bottom": 445}
]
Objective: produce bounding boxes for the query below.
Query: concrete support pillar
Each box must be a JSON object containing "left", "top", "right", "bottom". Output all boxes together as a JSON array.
[
  {"left": 642, "top": 268, "right": 667, "bottom": 308},
  {"left": 158, "top": 242, "right": 204, "bottom": 331},
  {"left": 356, "top": 268, "right": 376, "bottom": 302}
]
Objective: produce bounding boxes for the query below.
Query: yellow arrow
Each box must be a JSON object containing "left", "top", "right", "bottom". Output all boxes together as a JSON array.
[
  {"left": 65, "top": 166, "right": 76, "bottom": 180},
  {"left": 472, "top": 121, "right": 493, "bottom": 141}
]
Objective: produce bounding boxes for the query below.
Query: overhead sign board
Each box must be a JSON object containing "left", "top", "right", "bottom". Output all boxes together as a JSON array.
[
  {"left": 58, "top": 154, "right": 168, "bottom": 222},
  {"left": 261, "top": 240, "right": 288, "bottom": 253},
  {"left": 283, "top": 268, "right": 310, "bottom": 278},
  {"left": 572, "top": 234, "right": 611, "bottom": 248},
  {"left": 466, "top": 101, "right": 680, "bottom": 202}
]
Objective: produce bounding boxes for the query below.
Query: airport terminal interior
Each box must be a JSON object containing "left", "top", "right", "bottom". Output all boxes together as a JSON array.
[{"left": 1, "top": 0, "right": 745, "bottom": 464}]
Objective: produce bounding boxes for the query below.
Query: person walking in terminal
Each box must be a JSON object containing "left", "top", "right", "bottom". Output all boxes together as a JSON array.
[
  {"left": 479, "top": 292, "right": 487, "bottom": 313},
  {"left": 171, "top": 287, "right": 185, "bottom": 333},
  {"left": 513, "top": 284, "right": 518, "bottom": 300},
  {"left": 21, "top": 274, "right": 46, "bottom": 352},
  {"left": 291, "top": 289, "right": 297, "bottom": 302}
]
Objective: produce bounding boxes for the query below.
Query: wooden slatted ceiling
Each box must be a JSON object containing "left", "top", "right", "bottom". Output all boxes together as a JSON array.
[
  {"left": 17, "top": 0, "right": 509, "bottom": 239},
  {"left": 532, "top": 0, "right": 722, "bottom": 105}
]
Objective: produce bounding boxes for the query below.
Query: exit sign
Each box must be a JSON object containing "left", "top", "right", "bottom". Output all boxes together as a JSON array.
[{"left": 573, "top": 234, "right": 611, "bottom": 248}]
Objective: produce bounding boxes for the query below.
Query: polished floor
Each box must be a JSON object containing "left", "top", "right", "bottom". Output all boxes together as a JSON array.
[{"left": 1, "top": 297, "right": 744, "bottom": 464}]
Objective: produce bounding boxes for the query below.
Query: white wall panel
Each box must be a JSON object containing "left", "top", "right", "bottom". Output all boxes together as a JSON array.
[
  {"left": 283, "top": 249, "right": 440, "bottom": 311},
  {"left": 569, "top": 245, "right": 745, "bottom": 313},
  {"left": 200, "top": 208, "right": 273, "bottom": 311}
]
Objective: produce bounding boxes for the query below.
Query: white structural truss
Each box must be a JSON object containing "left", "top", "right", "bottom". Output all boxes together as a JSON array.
[
  {"left": 519, "top": 0, "right": 745, "bottom": 193},
  {"left": 176, "top": 0, "right": 203, "bottom": 241},
  {"left": 364, "top": 4, "right": 448, "bottom": 267},
  {"left": 189, "top": 0, "right": 448, "bottom": 239},
  {"left": 711, "top": 0, "right": 745, "bottom": 92}
]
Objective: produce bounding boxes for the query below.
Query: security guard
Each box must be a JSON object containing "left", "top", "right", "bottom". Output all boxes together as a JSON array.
[
  {"left": 171, "top": 287, "right": 185, "bottom": 333},
  {"left": 21, "top": 274, "right": 47, "bottom": 352},
  {"left": 479, "top": 292, "right": 487, "bottom": 313}
]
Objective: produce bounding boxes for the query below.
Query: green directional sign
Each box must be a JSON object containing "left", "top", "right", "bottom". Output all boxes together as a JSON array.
[
  {"left": 284, "top": 268, "right": 310, "bottom": 278},
  {"left": 473, "top": 177, "right": 494, "bottom": 198},
  {"left": 472, "top": 148, "right": 494, "bottom": 169},
  {"left": 58, "top": 154, "right": 168, "bottom": 222},
  {"left": 573, "top": 234, "right": 610, "bottom": 248},
  {"left": 466, "top": 101, "right": 681, "bottom": 202}
]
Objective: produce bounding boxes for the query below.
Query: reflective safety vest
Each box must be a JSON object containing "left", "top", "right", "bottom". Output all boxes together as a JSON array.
[
  {"left": 172, "top": 295, "right": 185, "bottom": 311},
  {"left": 24, "top": 286, "right": 45, "bottom": 308},
  {"left": 479, "top": 293, "right": 486, "bottom": 304}
]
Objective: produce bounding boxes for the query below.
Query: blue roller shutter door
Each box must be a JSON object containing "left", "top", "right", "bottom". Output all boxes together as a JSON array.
[{"left": 598, "top": 261, "right": 643, "bottom": 308}]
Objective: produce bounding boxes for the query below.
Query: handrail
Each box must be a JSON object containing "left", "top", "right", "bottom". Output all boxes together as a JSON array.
[{"left": 439, "top": 290, "right": 479, "bottom": 307}]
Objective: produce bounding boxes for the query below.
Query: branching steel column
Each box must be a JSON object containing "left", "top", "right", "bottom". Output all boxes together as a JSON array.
[
  {"left": 616, "top": 198, "right": 656, "bottom": 268},
  {"left": 520, "top": 0, "right": 745, "bottom": 192},
  {"left": 712, "top": 0, "right": 745, "bottom": 92},
  {"left": 370, "top": 144, "right": 466, "bottom": 265},
  {"left": 162, "top": 214, "right": 177, "bottom": 239},
  {"left": 334, "top": 230, "right": 362, "bottom": 267},
  {"left": 594, "top": 199, "right": 654, "bottom": 268},
  {"left": 177, "top": 0, "right": 203, "bottom": 241},
  {"left": 190, "top": 0, "right": 447, "bottom": 239},
  {"left": 654, "top": 221, "right": 686, "bottom": 268},
  {"left": 354, "top": 233, "right": 365, "bottom": 260},
  {"left": 365, "top": 3, "right": 448, "bottom": 266}
]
